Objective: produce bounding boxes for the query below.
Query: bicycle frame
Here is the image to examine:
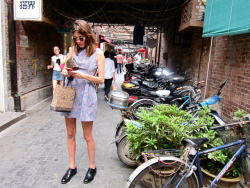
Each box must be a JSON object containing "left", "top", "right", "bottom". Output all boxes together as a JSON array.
[{"left": 170, "top": 139, "right": 249, "bottom": 188}]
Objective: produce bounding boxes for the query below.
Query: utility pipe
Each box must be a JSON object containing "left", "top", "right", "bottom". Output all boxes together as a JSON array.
[
  {"left": 204, "top": 37, "right": 213, "bottom": 100},
  {"left": 154, "top": 31, "right": 159, "bottom": 65},
  {"left": 157, "top": 32, "right": 162, "bottom": 67},
  {"left": 8, "top": 1, "right": 21, "bottom": 111}
]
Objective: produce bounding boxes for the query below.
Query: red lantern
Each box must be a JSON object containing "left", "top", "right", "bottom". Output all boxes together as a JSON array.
[{"left": 139, "top": 48, "right": 146, "bottom": 52}]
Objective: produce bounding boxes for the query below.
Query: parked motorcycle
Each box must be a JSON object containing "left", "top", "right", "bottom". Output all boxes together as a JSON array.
[{"left": 122, "top": 72, "right": 186, "bottom": 99}]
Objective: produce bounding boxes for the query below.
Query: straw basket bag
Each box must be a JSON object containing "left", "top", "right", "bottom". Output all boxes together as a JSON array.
[{"left": 50, "top": 84, "right": 76, "bottom": 112}]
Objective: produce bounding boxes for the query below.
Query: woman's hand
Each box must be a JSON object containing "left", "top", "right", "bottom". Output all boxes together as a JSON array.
[{"left": 68, "top": 70, "right": 85, "bottom": 79}]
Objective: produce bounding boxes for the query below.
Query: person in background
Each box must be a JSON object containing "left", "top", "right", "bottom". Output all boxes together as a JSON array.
[
  {"left": 61, "top": 20, "right": 105, "bottom": 185},
  {"left": 129, "top": 54, "right": 136, "bottom": 63},
  {"left": 116, "top": 51, "right": 123, "bottom": 74},
  {"left": 127, "top": 55, "right": 132, "bottom": 64},
  {"left": 122, "top": 53, "right": 127, "bottom": 71},
  {"left": 104, "top": 51, "right": 115, "bottom": 101},
  {"left": 110, "top": 51, "right": 117, "bottom": 72},
  {"left": 134, "top": 52, "right": 141, "bottom": 64},
  {"left": 47, "top": 46, "right": 65, "bottom": 91}
]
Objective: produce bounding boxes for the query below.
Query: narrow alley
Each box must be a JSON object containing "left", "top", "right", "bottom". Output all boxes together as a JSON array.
[{"left": 0, "top": 73, "right": 133, "bottom": 188}]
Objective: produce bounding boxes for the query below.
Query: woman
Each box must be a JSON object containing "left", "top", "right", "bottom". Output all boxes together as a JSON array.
[
  {"left": 47, "top": 46, "right": 65, "bottom": 91},
  {"left": 61, "top": 20, "right": 104, "bottom": 184},
  {"left": 127, "top": 55, "right": 132, "bottom": 64},
  {"left": 122, "top": 53, "right": 127, "bottom": 71}
]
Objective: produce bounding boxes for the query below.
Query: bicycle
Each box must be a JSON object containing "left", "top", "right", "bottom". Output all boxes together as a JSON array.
[{"left": 126, "top": 121, "right": 250, "bottom": 188}]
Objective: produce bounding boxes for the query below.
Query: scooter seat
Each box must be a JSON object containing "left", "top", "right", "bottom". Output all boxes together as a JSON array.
[
  {"left": 156, "top": 90, "right": 171, "bottom": 97},
  {"left": 173, "top": 76, "right": 185, "bottom": 82},
  {"left": 132, "top": 70, "right": 139, "bottom": 73},
  {"left": 142, "top": 81, "right": 159, "bottom": 89}
]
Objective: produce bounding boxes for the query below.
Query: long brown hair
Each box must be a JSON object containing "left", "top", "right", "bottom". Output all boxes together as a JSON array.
[{"left": 72, "top": 20, "right": 96, "bottom": 57}]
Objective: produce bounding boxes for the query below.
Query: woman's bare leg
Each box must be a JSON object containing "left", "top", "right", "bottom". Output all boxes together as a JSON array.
[
  {"left": 65, "top": 117, "right": 77, "bottom": 169},
  {"left": 81, "top": 121, "right": 96, "bottom": 169},
  {"left": 52, "top": 80, "right": 58, "bottom": 92}
]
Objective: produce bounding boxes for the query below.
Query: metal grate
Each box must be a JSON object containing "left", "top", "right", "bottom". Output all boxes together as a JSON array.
[{"left": 180, "top": 0, "right": 205, "bottom": 25}]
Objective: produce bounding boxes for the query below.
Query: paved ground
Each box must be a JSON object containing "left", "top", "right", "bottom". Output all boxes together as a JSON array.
[{"left": 0, "top": 72, "right": 135, "bottom": 188}]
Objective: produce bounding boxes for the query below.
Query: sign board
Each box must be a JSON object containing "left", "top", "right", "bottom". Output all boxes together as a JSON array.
[
  {"left": 14, "top": 0, "right": 42, "bottom": 21},
  {"left": 99, "top": 35, "right": 111, "bottom": 43}
]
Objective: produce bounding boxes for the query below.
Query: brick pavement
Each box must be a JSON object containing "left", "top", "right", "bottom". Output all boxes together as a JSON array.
[{"left": 0, "top": 72, "right": 134, "bottom": 188}]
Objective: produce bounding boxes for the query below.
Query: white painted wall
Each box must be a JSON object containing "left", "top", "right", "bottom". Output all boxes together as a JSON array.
[{"left": 0, "top": 1, "right": 8, "bottom": 112}]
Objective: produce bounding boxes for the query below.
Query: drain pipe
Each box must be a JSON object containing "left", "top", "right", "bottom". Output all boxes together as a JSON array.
[
  {"left": 157, "top": 32, "right": 162, "bottom": 67},
  {"left": 154, "top": 31, "right": 159, "bottom": 65},
  {"left": 204, "top": 37, "right": 213, "bottom": 100},
  {"left": 8, "top": 1, "right": 21, "bottom": 111}
]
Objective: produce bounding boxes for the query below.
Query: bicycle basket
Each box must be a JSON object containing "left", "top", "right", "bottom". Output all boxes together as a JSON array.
[{"left": 215, "top": 121, "right": 250, "bottom": 153}]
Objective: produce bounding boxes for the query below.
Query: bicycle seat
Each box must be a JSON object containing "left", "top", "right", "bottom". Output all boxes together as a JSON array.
[{"left": 181, "top": 138, "right": 209, "bottom": 150}]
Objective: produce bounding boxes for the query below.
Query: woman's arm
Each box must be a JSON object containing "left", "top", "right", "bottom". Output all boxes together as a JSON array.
[
  {"left": 68, "top": 51, "right": 105, "bottom": 84},
  {"left": 47, "top": 58, "right": 54, "bottom": 69},
  {"left": 61, "top": 47, "right": 74, "bottom": 76}
]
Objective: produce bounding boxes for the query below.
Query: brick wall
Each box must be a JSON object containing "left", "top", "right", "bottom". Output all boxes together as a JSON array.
[
  {"left": 164, "top": 20, "right": 250, "bottom": 122},
  {"left": 207, "top": 34, "right": 250, "bottom": 121},
  {"left": 15, "top": 21, "right": 63, "bottom": 94}
]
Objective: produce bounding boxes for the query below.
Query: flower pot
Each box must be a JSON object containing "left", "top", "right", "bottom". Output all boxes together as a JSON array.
[{"left": 201, "top": 167, "right": 243, "bottom": 188}]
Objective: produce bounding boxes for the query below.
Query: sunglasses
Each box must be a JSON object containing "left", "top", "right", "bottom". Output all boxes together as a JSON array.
[{"left": 72, "top": 36, "right": 86, "bottom": 42}]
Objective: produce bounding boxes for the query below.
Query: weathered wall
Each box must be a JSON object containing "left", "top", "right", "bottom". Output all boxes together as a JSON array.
[
  {"left": 15, "top": 21, "right": 63, "bottom": 110},
  {"left": 164, "top": 20, "right": 250, "bottom": 122},
  {"left": 16, "top": 21, "right": 62, "bottom": 94},
  {"left": 207, "top": 34, "right": 250, "bottom": 120}
]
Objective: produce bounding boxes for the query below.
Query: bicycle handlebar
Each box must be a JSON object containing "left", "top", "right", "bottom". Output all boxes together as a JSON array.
[
  {"left": 210, "top": 121, "right": 250, "bottom": 130},
  {"left": 187, "top": 104, "right": 200, "bottom": 110}
]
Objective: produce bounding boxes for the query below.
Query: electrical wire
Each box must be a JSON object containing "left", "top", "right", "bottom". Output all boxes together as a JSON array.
[
  {"left": 52, "top": 2, "right": 108, "bottom": 20},
  {"left": 121, "top": 0, "right": 189, "bottom": 13}
]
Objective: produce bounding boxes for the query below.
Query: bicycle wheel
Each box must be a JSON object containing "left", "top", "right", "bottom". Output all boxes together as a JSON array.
[
  {"left": 117, "top": 136, "right": 138, "bottom": 167},
  {"left": 126, "top": 157, "right": 199, "bottom": 188},
  {"left": 130, "top": 99, "right": 157, "bottom": 119}
]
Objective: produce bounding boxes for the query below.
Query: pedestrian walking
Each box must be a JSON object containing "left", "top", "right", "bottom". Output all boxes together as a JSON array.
[
  {"left": 127, "top": 54, "right": 133, "bottom": 64},
  {"left": 104, "top": 51, "right": 115, "bottom": 100},
  {"left": 47, "top": 46, "right": 65, "bottom": 91},
  {"left": 60, "top": 20, "right": 105, "bottom": 185},
  {"left": 116, "top": 51, "right": 123, "bottom": 74},
  {"left": 134, "top": 52, "right": 142, "bottom": 65},
  {"left": 123, "top": 53, "right": 127, "bottom": 71},
  {"left": 110, "top": 51, "right": 117, "bottom": 72}
]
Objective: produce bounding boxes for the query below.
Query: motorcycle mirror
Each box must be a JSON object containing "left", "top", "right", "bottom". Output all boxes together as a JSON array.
[
  {"left": 217, "top": 79, "right": 228, "bottom": 95},
  {"left": 219, "top": 79, "right": 228, "bottom": 89}
]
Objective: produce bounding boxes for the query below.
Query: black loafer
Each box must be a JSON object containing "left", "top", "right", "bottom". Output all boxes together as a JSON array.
[
  {"left": 83, "top": 168, "right": 97, "bottom": 184},
  {"left": 61, "top": 168, "right": 77, "bottom": 184}
]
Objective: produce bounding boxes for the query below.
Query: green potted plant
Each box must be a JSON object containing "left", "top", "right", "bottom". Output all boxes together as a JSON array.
[
  {"left": 126, "top": 104, "right": 214, "bottom": 160},
  {"left": 199, "top": 110, "right": 249, "bottom": 187}
]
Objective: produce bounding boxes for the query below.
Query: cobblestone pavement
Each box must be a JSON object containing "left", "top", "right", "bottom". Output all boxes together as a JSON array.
[{"left": 0, "top": 72, "right": 134, "bottom": 188}]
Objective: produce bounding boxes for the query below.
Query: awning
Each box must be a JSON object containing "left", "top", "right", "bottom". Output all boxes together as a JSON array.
[
  {"left": 203, "top": 0, "right": 250, "bottom": 37},
  {"left": 99, "top": 35, "right": 111, "bottom": 43}
]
